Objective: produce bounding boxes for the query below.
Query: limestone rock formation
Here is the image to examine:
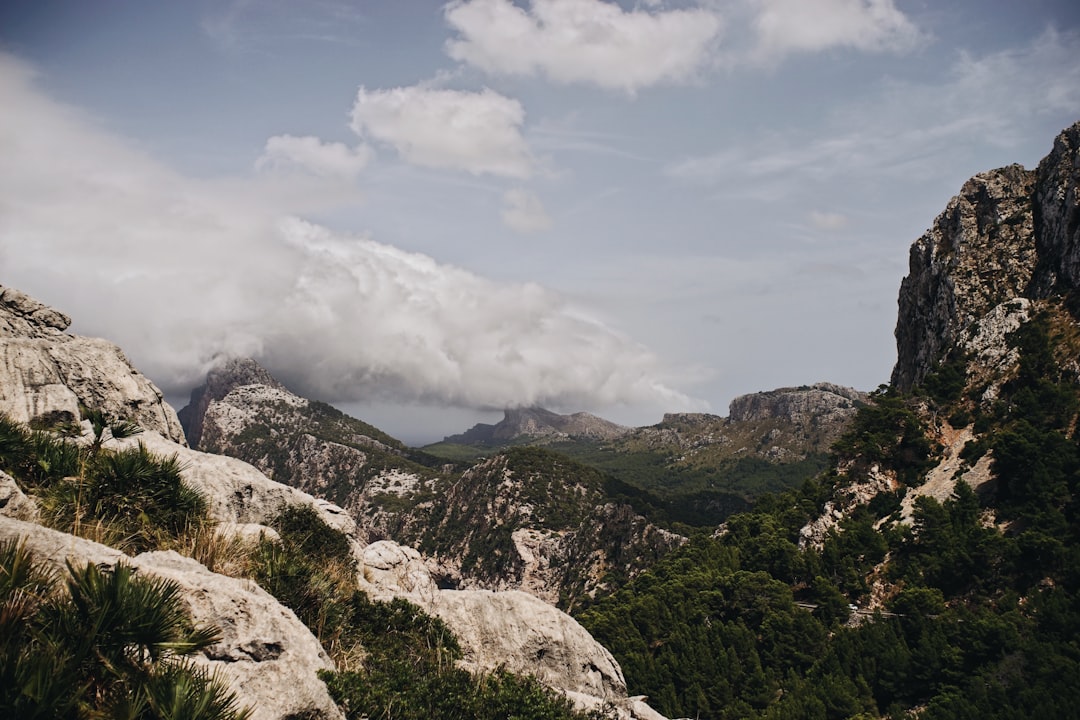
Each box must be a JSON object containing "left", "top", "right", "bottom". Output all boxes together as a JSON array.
[
  {"left": 112, "top": 430, "right": 357, "bottom": 535},
  {"left": 728, "top": 382, "right": 868, "bottom": 426},
  {"left": 0, "top": 516, "right": 344, "bottom": 720},
  {"left": 178, "top": 357, "right": 286, "bottom": 448},
  {"left": 180, "top": 361, "right": 681, "bottom": 607},
  {"left": 892, "top": 120, "right": 1080, "bottom": 391},
  {"left": 0, "top": 288, "right": 670, "bottom": 719},
  {"left": 178, "top": 357, "right": 430, "bottom": 538},
  {"left": 0, "top": 285, "right": 186, "bottom": 443},
  {"left": 0, "top": 469, "right": 38, "bottom": 521},
  {"left": 1031, "top": 120, "right": 1080, "bottom": 295},
  {"left": 630, "top": 382, "right": 866, "bottom": 466},
  {"left": 356, "top": 539, "right": 654, "bottom": 719}
]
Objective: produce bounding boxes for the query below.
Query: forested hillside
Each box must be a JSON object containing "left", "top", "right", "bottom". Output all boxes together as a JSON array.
[{"left": 575, "top": 293, "right": 1080, "bottom": 719}]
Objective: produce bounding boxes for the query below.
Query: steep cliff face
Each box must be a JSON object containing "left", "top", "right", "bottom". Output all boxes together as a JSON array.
[
  {"left": 893, "top": 120, "right": 1080, "bottom": 391},
  {"left": 1032, "top": 121, "right": 1080, "bottom": 295},
  {"left": 892, "top": 164, "right": 1038, "bottom": 390},
  {"left": 0, "top": 285, "right": 186, "bottom": 443},
  {"left": 808, "top": 120, "right": 1080, "bottom": 553}
]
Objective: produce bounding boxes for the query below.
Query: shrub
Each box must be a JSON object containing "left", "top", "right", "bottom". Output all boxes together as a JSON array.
[{"left": 0, "top": 539, "right": 249, "bottom": 719}]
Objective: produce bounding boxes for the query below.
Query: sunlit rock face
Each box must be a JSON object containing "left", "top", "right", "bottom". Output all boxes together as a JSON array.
[
  {"left": 0, "top": 285, "right": 186, "bottom": 443},
  {"left": 892, "top": 120, "right": 1080, "bottom": 392}
]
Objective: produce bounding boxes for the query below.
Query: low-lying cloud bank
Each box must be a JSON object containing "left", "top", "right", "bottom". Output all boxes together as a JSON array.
[{"left": 0, "top": 54, "right": 697, "bottom": 414}]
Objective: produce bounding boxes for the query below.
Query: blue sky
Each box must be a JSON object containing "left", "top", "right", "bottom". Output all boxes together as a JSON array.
[{"left": 2, "top": 1, "right": 1079, "bottom": 443}]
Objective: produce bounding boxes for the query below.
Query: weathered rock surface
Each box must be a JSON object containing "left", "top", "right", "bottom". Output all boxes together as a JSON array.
[
  {"left": 0, "top": 516, "right": 344, "bottom": 720},
  {"left": 892, "top": 164, "right": 1038, "bottom": 391},
  {"left": 896, "top": 424, "right": 995, "bottom": 525},
  {"left": 893, "top": 121, "right": 1080, "bottom": 391},
  {"left": 112, "top": 430, "right": 357, "bottom": 536},
  {"left": 0, "top": 285, "right": 185, "bottom": 443},
  {"left": 627, "top": 383, "right": 866, "bottom": 467},
  {"left": 728, "top": 382, "right": 867, "bottom": 425},
  {"left": 1031, "top": 120, "right": 1080, "bottom": 295},
  {"left": 355, "top": 538, "right": 664, "bottom": 720},
  {"left": 178, "top": 357, "right": 286, "bottom": 448},
  {"left": 444, "top": 406, "right": 630, "bottom": 445},
  {"left": 0, "top": 469, "right": 39, "bottom": 521}
]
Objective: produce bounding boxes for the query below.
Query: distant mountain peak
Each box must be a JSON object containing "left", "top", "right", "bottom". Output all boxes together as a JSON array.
[
  {"left": 177, "top": 356, "right": 285, "bottom": 447},
  {"left": 443, "top": 406, "right": 629, "bottom": 445}
]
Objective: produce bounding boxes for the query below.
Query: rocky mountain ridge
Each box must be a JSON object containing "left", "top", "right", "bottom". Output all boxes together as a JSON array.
[
  {"left": 0, "top": 285, "right": 186, "bottom": 444},
  {"left": 807, "top": 120, "right": 1080, "bottom": 557},
  {"left": 178, "top": 359, "right": 685, "bottom": 608},
  {"left": 571, "top": 121, "right": 1080, "bottom": 720}
]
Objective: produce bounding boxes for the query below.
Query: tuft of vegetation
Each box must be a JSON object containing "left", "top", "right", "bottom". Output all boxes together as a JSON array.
[
  {"left": 2, "top": 410, "right": 209, "bottom": 554},
  {"left": 0, "top": 539, "right": 249, "bottom": 720},
  {"left": 243, "top": 506, "right": 598, "bottom": 719}
]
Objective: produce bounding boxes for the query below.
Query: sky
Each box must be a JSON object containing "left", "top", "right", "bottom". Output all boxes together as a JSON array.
[{"left": 1, "top": 1, "right": 1079, "bottom": 445}]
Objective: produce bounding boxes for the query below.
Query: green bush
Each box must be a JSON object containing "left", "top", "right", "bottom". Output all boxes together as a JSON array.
[{"left": 0, "top": 539, "right": 248, "bottom": 719}]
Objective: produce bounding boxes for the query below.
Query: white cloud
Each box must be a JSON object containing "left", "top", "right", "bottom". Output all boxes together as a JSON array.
[
  {"left": 256, "top": 134, "right": 372, "bottom": 179},
  {"left": 501, "top": 188, "right": 552, "bottom": 233},
  {"left": 809, "top": 210, "right": 849, "bottom": 230},
  {"left": 0, "top": 53, "right": 693, "bottom": 414},
  {"left": 667, "top": 29, "right": 1080, "bottom": 185},
  {"left": 751, "top": 0, "right": 922, "bottom": 61},
  {"left": 349, "top": 84, "right": 535, "bottom": 178},
  {"left": 443, "top": 0, "right": 724, "bottom": 93}
]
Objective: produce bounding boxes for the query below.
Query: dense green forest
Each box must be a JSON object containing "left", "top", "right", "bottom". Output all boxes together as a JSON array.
[{"left": 576, "top": 305, "right": 1080, "bottom": 719}]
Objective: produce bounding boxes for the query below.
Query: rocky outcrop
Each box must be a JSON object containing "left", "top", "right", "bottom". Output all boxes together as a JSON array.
[
  {"left": 444, "top": 406, "right": 630, "bottom": 445},
  {"left": 112, "top": 430, "right": 357, "bottom": 535},
  {"left": 356, "top": 539, "right": 661, "bottom": 720},
  {"left": 628, "top": 383, "right": 865, "bottom": 467},
  {"left": 178, "top": 357, "right": 285, "bottom": 448},
  {"left": 892, "top": 164, "right": 1038, "bottom": 391},
  {"left": 0, "top": 285, "right": 185, "bottom": 443},
  {"left": 0, "top": 469, "right": 38, "bottom": 522},
  {"left": 892, "top": 121, "right": 1080, "bottom": 391},
  {"left": 728, "top": 382, "right": 867, "bottom": 425},
  {"left": 1031, "top": 121, "right": 1080, "bottom": 295},
  {"left": 0, "top": 515, "right": 345, "bottom": 720}
]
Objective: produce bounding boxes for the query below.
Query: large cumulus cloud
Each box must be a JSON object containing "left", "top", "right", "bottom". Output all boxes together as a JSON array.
[{"left": 0, "top": 54, "right": 694, "bottom": 413}]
